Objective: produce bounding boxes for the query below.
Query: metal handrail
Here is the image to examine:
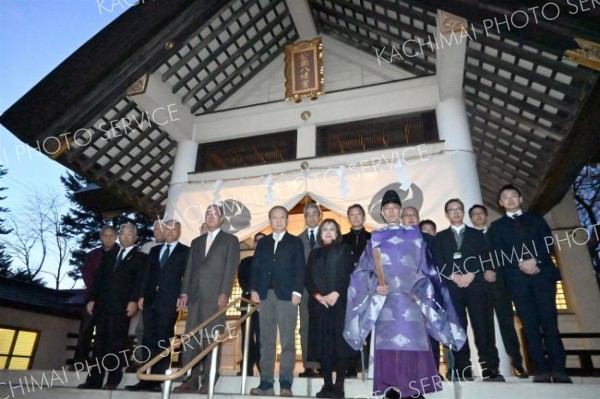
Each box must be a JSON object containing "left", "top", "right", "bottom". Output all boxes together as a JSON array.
[{"left": 137, "top": 297, "right": 259, "bottom": 399}]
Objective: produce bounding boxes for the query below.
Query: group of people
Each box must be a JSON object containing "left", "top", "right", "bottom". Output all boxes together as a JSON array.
[
  {"left": 74, "top": 183, "right": 571, "bottom": 398},
  {"left": 76, "top": 205, "right": 240, "bottom": 393}
]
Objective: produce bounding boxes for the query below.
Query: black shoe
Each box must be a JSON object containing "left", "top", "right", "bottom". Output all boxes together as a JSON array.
[
  {"left": 514, "top": 366, "right": 529, "bottom": 379},
  {"left": 333, "top": 384, "right": 345, "bottom": 399},
  {"left": 484, "top": 371, "right": 505, "bottom": 382},
  {"left": 125, "top": 381, "right": 160, "bottom": 391},
  {"left": 77, "top": 382, "right": 102, "bottom": 389},
  {"left": 552, "top": 372, "right": 573, "bottom": 383},
  {"left": 533, "top": 373, "right": 552, "bottom": 383},
  {"left": 316, "top": 385, "right": 336, "bottom": 398},
  {"left": 345, "top": 369, "right": 357, "bottom": 377},
  {"left": 384, "top": 387, "right": 401, "bottom": 399},
  {"left": 102, "top": 383, "right": 118, "bottom": 390},
  {"left": 299, "top": 368, "right": 315, "bottom": 377}
]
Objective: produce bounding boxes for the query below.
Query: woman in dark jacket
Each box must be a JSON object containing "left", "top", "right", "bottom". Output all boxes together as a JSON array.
[{"left": 306, "top": 218, "right": 355, "bottom": 398}]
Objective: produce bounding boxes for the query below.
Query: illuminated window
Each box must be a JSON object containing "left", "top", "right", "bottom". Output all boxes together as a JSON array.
[
  {"left": 227, "top": 275, "right": 243, "bottom": 317},
  {"left": 551, "top": 255, "right": 569, "bottom": 311},
  {"left": 0, "top": 326, "right": 39, "bottom": 370},
  {"left": 556, "top": 281, "right": 568, "bottom": 311}
]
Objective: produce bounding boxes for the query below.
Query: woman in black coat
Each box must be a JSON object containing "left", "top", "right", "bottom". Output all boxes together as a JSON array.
[{"left": 306, "top": 218, "right": 355, "bottom": 399}]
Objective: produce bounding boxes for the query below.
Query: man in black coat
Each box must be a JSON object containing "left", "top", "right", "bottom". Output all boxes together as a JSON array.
[
  {"left": 78, "top": 223, "right": 146, "bottom": 390},
  {"left": 489, "top": 185, "right": 570, "bottom": 383},
  {"left": 469, "top": 204, "right": 528, "bottom": 378},
  {"left": 342, "top": 204, "right": 371, "bottom": 265},
  {"left": 74, "top": 226, "right": 119, "bottom": 365},
  {"left": 125, "top": 220, "right": 189, "bottom": 392},
  {"left": 249, "top": 206, "right": 305, "bottom": 397},
  {"left": 433, "top": 199, "right": 502, "bottom": 382},
  {"left": 341, "top": 204, "right": 371, "bottom": 377},
  {"left": 237, "top": 232, "right": 266, "bottom": 376}
]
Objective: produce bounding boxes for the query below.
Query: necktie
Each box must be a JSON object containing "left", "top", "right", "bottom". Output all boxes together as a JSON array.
[
  {"left": 453, "top": 229, "right": 464, "bottom": 250},
  {"left": 273, "top": 233, "right": 280, "bottom": 254},
  {"left": 205, "top": 233, "right": 214, "bottom": 256},
  {"left": 160, "top": 244, "right": 171, "bottom": 269},
  {"left": 309, "top": 230, "right": 316, "bottom": 249},
  {"left": 113, "top": 249, "right": 124, "bottom": 271}
]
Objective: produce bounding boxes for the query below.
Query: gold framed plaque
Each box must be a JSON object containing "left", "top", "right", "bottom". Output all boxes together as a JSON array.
[{"left": 284, "top": 37, "right": 324, "bottom": 103}]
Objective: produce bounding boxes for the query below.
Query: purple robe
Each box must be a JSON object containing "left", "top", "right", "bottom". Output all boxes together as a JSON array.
[{"left": 344, "top": 225, "right": 466, "bottom": 396}]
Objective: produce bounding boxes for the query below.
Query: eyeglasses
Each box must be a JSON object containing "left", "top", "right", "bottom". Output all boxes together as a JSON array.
[{"left": 447, "top": 208, "right": 464, "bottom": 213}]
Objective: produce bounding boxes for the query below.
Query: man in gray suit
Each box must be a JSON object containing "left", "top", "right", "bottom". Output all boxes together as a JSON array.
[
  {"left": 174, "top": 204, "right": 240, "bottom": 394},
  {"left": 297, "top": 203, "right": 322, "bottom": 377}
]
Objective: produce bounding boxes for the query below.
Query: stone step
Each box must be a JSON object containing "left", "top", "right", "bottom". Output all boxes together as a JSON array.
[{"left": 1, "top": 371, "right": 599, "bottom": 399}]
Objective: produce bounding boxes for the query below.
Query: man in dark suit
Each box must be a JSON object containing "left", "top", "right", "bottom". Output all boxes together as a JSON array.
[
  {"left": 419, "top": 220, "right": 437, "bottom": 237},
  {"left": 433, "top": 199, "right": 503, "bottom": 382},
  {"left": 74, "top": 226, "right": 119, "bottom": 365},
  {"left": 175, "top": 205, "right": 240, "bottom": 394},
  {"left": 341, "top": 203, "right": 371, "bottom": 377},
  {"left": 78, "top": 223, "right": 146, "bottom": 390},
  {"left": 342, "top": 203, "right": 371, "bottom": 265},
  {"left": 469, "top": 204, "right": 528, "bottom": 378},
  {"left": 237, "top": 232, "right": 266, "bottom": 376},
  {"left": 249, "top": 206, "right": 305, "bottom": 397},
  {"left": 297, "top": 203, "right": 322, "bottom": 377},
  {"left": 125, "top": 220, "right": 189, "bottom": 392},
  {"left": 489, "top": 185, "right": 571, "bottom": 383}
]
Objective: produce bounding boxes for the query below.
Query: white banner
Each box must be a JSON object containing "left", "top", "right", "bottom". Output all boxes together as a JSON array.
[{"left": 163, "top": 146, "right": 481, "bottom": 245}]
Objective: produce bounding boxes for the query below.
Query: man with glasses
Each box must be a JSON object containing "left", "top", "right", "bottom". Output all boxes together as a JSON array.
[{"left": 432, "top": 199, "right": 502, "bottom": 382}]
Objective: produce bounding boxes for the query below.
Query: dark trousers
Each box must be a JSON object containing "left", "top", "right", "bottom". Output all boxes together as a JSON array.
[
  {"left": 74, "top": 308, "right": 97, "bottom": 362},
  {"left": 487, "top": 278, "right": 524, "bottom": 369},
  {"left": 86, "top": 310, "right": 131, "bottom": 387},
  {"left": 239, "top": 306, "right": 261, "bottom": 374},
  {"left": 448, "top": 278, "right": 499, "bottom": 375},
  {"left": 183, "top": 327, "right": 223, "bottom": 388},
  {"left": 506, "top": 271, "right": 565, "bottom": 375},
  {"left": 142, "top": 304, "right": 178, "bottom": 377},
  {"left": 430, "top": 337, "right": 440, "bottom": 372},
  {"left": 321, "top": 354, "right": 347, "bottom": 388}
]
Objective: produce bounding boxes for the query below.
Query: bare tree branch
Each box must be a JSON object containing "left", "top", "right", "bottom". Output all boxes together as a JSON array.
[{"left": 0, "top": 189, "right": 74, "bottom": 288}]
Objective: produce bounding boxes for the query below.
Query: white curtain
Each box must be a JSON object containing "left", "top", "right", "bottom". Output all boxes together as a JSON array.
[{"left": 165, "top": 151, "right": 474, "bottom": 245}]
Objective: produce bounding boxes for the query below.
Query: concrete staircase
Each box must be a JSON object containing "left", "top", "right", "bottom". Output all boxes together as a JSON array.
[{"left": 1, "top": 371, "right": 599, "bottom": 399}]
